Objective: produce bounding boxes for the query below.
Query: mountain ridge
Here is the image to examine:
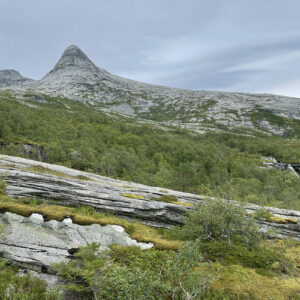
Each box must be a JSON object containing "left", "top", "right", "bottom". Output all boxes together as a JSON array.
[{"left": 1, "top": 45, "right": 300, "bottom": 136}]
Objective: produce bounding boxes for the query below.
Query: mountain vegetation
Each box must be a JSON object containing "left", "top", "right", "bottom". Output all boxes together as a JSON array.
[
  {"left": 0, "top": 91, "right": 299, "bottom": 210},
  {"left": 0, "top": 45, "right": 299, "bottom": 299}
]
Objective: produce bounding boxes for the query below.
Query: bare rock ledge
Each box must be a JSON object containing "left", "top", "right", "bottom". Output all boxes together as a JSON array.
[{"left": 0, "top": 154, "right": 299, "bottom": 238}]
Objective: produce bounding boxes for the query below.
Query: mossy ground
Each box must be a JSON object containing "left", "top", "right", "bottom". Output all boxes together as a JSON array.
[
  {"left": 204, "top": 263, "right": 300, "bottom": 300},
  {"left": 121, "top": 193, "right": 194, "bottom": 206},
  {"left": 23, "top": 165, "right": 92, "bottom": 181},
  {"left": 253, "top": 209, "right": 298, "bottom": 224},
  {"left": 152, "top": 195, "right": 194, "bottom": 207},
  {"left": 120, "top": 193, "right": 145, "bottom": 200},
  {"left": 0, "top": 195, "right": 299, "bottom": 298},
  {"left": 0, "top": 195, "right": 182, "bottom": 250}
]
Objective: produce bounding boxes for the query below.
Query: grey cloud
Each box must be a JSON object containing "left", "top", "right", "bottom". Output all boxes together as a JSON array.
[{"left": 0, "top": 0, "right": 300, "bottom": 97}]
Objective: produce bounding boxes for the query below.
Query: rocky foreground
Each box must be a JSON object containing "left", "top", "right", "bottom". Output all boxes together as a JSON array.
[{"left": 0, "top": 154, "right": 299, "bottom": 273}]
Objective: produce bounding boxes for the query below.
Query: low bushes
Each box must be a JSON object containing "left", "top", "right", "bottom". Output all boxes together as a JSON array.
[
  {"left": 53, "top": 242, "right": 211, "bottom": 300},
  {"left": 171, "top": 198, "right": 262, "bottom": 248},
  {"left": 198, "top": 241, "right": 294, "bottom": 276},
  {"left": 0, "top": 259, "right": 61, "bottom": 299}
]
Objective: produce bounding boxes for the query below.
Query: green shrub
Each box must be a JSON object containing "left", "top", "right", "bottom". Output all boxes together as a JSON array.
[
  {"left": 173, "top": 199, "right": 262, "bottom": 248},
  {"left": 52, "top": 243, "right": 107, "bottom": 295},
  {"left": 0, "top": 259, "right": 61, "bottom": 299},
  {"left": 53, "top": 242, "right": 212, "bottom": 300}
]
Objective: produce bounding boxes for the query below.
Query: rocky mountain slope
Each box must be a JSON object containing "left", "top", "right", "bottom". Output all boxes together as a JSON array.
[
  {"left": 0, "top": 69, "right": 35, "bottom": 88},
  {"left": 1, "top": 45, "right": 300, "bottom": 135}
]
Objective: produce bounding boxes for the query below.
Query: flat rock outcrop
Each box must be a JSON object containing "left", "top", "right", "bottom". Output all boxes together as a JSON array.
[
  {"left": 0, "top": 211, "right": 153, "bottom": 272},
  {"left": 0, "top": 154, "right": 299, "bottom": 238},
  {"left": 0, "top": 154, "right": 299, "bottom": 277}
]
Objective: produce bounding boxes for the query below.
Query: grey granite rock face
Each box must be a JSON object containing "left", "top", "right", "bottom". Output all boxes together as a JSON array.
[
  {"left": 0, "top": 70, "right": 35, "bottom": 88},
  {"left": 0, "top": 154, "right": 299, "bottom": 279},
  {"left": 0, "top": 154, "right": 299, "bottom": 240},
  {"left": 1, "top": 167, "right": 187, "bottom": 226},
  {"left": 1, "top": 45, "right": 299, "bottom": 135},
  {"left": 0, "top": 211, "right": 153, "bottom": 271},
  {"left": 51, "top": 45, "right": 98, "bottom": 72},
  {"left": 34, "top": 46, "right": 300, "bottom": 135},
  {"left": 261, "top": 157, "right": 300, "bottom": 176}
]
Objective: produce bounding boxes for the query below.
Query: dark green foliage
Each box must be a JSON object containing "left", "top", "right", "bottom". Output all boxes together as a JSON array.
[
  {"left": 173, "top": 199, "right": 262, "bottom": 248},
  {"left": 197, "top": 241, "right": 294, "bottom": 276},
  {"left": 0, "top": 259, "right": 61, "bottom": 299},
  {"left": 53, "top": 243, "right": 212, "bottom": 299},
  {"left": 0, "top": 92, "right": 299, "bottom": 209},
  {"left": 52, "top": 242, "right": 107, "bottom": 295}
]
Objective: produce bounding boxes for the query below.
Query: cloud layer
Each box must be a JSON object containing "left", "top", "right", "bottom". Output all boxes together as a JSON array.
[{"left": 1, "top": 0, "right": 300, "bottom": 97}]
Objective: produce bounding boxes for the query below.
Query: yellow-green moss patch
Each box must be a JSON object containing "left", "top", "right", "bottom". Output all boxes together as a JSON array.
[
  {"left": 253, "top": 209, "right": 298, "bottom": 224},
  {"left": 0, "top": 196, "right": 181, "bottom": 250},
  {"left": 120, "top": 193, "right": 145, "bottom": 200},
  {"left": 265, "top": 239, "right": 300, "bottom": 271},
  {"left": 21, "top": 165, "right": 93, "bottom": 181},
  {"left": 154, "top": 195, "right": 178, "bottom": 203},
  {"left": 152, "top": 195, "right": 194, "bottom": 207},
  {"left": 204, "top": 263, "right": 300, "bottom": 300}
]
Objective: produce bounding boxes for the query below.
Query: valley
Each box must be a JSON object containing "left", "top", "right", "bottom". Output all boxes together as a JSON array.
[{"left": 0, "top": 45, "right": 299, "bottom": 299}]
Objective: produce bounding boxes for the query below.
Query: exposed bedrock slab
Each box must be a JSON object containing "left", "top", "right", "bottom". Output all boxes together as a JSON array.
[
  {"left": 0, "top": 212, "right": 153, "bottom": 271},
  {"left": 0, "top": 154, "right": 299, "bottom": 240}
]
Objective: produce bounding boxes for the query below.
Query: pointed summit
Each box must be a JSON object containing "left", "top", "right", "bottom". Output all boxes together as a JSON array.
[{"left": 53, "top": 45, "right": 97, "bottom": 71}]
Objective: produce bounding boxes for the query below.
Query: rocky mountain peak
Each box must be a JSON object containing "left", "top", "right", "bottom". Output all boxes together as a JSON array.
[
  {"left": 0, "top": 69, "right": 24, "bottom": 79},
  {"left": 52, "top": 44, "right": 97, "bottom": 71},
  {"left": 0, "top": 69, "right": 35, "bottom": 87}
]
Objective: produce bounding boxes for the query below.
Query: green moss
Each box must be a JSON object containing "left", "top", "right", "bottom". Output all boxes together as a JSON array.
[
  {"left": 0, "top": 180, "right": 6, "bottom": 196},
  {"left": 25, "top": 165, "right": 69, "bottom": 178},
  {"left": 204, "top": 263, "right": 300, "bottom": 300},
  {"left": 75, "top": 175, "right": 91, "bottom": 181},
  {"left": 154, "top": 195, "right": 178, "bottom": 203},
  {"left": 254, "top": 209, "right": 298, "bottom": 224},
  {"left": 22, "top": 165, "right": 92, "bottom": 181},
  {"left": 0, "top": 195, "right": 181, "bottom": 250},
  {"left": 120, "top": 193, "right": 145, "bottom": 200}
]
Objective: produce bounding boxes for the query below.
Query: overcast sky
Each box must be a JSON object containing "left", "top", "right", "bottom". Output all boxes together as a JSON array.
[{"left": 1, "top": 0, "right": 300, "bottom": 97}]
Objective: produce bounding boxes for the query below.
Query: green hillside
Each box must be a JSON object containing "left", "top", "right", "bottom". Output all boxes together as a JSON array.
[{"left": 0, "top": 91, "right": 299, "bottom": 210}]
